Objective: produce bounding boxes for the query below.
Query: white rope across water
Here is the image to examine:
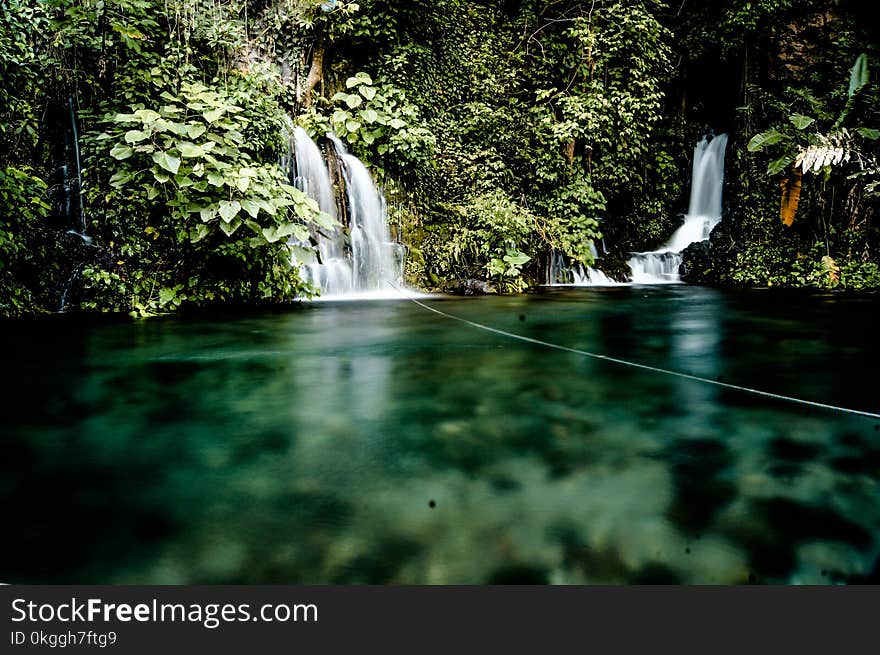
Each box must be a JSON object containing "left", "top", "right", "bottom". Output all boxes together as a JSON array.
[{"left": 387, "top": 282, "right": 880, "bottom": 421}]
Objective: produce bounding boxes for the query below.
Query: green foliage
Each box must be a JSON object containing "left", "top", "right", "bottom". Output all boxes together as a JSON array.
[
  {"left": 3, "top": 0, "right": 880, "bottom": 313},
  {"left": 95, "top": 76, "right": 332, "bottom": 249},
  {"left": 77, "top": 62, "right": 337, "bottom": 315},
  {"left": 0, "top": 167, "right": 51, "bottom": 316},
  {"left": 422, "top": 189, "right": 547, "bottom": 292},
  {"left": 300, "top": 71, "right": 436, "bottom": 175},
  {"left": 0, "top": 1, "right": 50, "bottom": 160},
  {"left": 309, "top": 0, "right": 674, "bottom": 289},
  {"left": 0, "top": 0, "right": 352, "bottom": 316}
]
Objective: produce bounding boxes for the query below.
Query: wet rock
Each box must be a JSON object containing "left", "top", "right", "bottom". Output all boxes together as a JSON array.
[
  {"left": 459, "top": 279, "right": 494, "bottom": 295},
  {"left": 594, "top": 251, "right": 632, "bottom": 282},
  {"left": 680, "top": 220, "right": 736, "bottom": 285}
]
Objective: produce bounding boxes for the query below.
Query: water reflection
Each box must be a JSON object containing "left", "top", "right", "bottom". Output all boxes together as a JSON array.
[{"left": 0, "top": 288, "right": 878, "bottom": 584}]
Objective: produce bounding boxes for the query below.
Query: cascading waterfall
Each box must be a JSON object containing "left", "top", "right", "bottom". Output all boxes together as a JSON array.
[
  {"left": 628, "top": 134, "right": 728, "bottom": 283},
  {"left": 327, "top": 134, "right": 406, "bottom": 293},
  {"left": 548, "top": 242, "right": 619, "bottom": 286},
  {"left": 285, "top": 128, "right": 405, "bottom": 297}
]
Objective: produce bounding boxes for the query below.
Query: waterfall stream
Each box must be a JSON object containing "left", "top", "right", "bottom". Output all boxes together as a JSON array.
[
  {"left": 628, "top": 134, "right": 728, "bottom": 283},
  {"left": 547, "top": 243, "right": 622, "bottom": 287},
  {"left": 287, "top": 129, "right": 405, "bottom": 298}
]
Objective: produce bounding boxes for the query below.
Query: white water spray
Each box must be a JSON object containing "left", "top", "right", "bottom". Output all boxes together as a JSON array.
[
  {"left": 287, "top": 129, "right": 405, "bottom": 297},
  {"left": 628, "top": 134, "right": 728, "bottom": 283},
  {"left": 548, "top": 244, "right": 621, "bottom": 287}
]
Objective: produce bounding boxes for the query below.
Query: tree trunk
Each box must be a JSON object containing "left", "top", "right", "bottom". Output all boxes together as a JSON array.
[{"left": 300, "top": 34, "right": 325, "bottom": 107}]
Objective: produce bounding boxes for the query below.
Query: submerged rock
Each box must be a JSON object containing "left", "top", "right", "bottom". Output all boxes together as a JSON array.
[{"left": 459, "top": 279, "right": 495, "bottom": 295}]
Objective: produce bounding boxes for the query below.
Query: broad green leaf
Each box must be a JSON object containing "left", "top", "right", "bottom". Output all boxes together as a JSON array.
[
  {"left": 219, "top": 218, "right": 241, "bottom": 237},
  {"left": 134, "top": 109, "right": 161, "bottom": 123},
  {"left": 224, "top": 129, "right": 245, "bottom": 144},
  {"left": 389, "top": 118, "right": 406, "bottom": 130},
  {"left": 346, "top": 76, "right": 361, "bottom": 89},
  {"left": 789, "top": 114, "right": 815, "bottom": 131},
  {"left": 178, "top": 141, "right": 204, "bottom": 158},
  {"left": 332, "top": 110, "right": 350, "bottom": 124},
  {"left": 503, "top": 252, "right": 531, "bottom": 266},
  {"left": 165, "top": 121, "right": 188, "bottom": 136},
  {"left": 344, "top": 94, "right": 363, "bottom": 109},
  {"left": 747, "top": 129, "right": 787, "bottom": 152},
  {"left": 200, "top": 206, "right": 217, "bottom": 222},
  {"left": 158, "top": 288, "right": 177, "bottom": 305},
  {"left": 152, "top": 151, "right": 181, "bottom": 174},
  {"left": 203, "top": 108, "right": 224, "bottom": 122},
  {"left": 262, "top": 227, "right": 282, "bottom": 243},
  {"left": 346, "top": 120, "right": 361, "bottom": 133},
  {"left": 207, "top": 172, "right": 225, "bottom": 187},
  {"left": 767, "top": 153, "right": 795, "bottom": 176},
  {"left": 290, "top": 245, "right": 317, "bottom": 266},
  {"left": 256, "top": 199, "right": 276, "bottom": 215},
  {"left": 191, "top": 224, "right": 210, "bottom": 243},
  {"left": 240, "top": 200, "right": 260, "bottom": 218},
  {"left": 236, "top": 176, "right": 251, "bottom": 193},
  {"left": 109, "top": 171, "right": 134, "bottom": 188},
  {"left": 186, "top": 123, "right": 207, "bottom": 139},
  {"left": 355, "top": 72, "right": 373, "bottom": 85},
  {"left": 274, "top": 223, "right": 300, "bottom": 240},
  {"left": 110, "top": 144, "right": 134, "bottom": 160},
  {"left": 362, "top": 109, "right": 378, "bottom": 123},
  {"left": 311, "top": 211, "right": 336, "bottom": 230},
  {"left": 856, "top": 127, "right": 880, "bottom": 140},
  {"left": 124, "top": 129, "right": 149, "bottom": 144},
  {"left": 290, "top": 224, "right": 311, "bottom": 242},
  {"left": 361, "top": 86, "right": 377, "bottom": 101},
  {"left": 218, "top": 200, "right": 242, "bottom": 223},
  {"left": 153, "top": 171, "right": 171, "bottom": 184},
  {"left": 848, "top": 53, "right": 869, "bottom": 98}
]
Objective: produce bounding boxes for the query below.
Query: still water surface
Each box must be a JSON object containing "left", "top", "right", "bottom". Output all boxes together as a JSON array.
[{"left": 1, "top": 286, "right": 878, "bottom": 583}]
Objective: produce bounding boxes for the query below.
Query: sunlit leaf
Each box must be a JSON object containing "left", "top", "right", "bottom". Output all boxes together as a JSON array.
[
  {"left": 848, "top": 53, "right": 869, "bottom": 97},
  {"left": 747, "top": 129, "right": 787, "bottom": 152},
  {"left": 151, "top": 151, "right": 181, "bottom": 174},
  {"left": 218, "top": 200, "right": 242, "bottom": 223},
  {"left": 110, "top": 144, "right": 134, "bottom": 160},
  {"left": 789, "top": 114, "right": 815, "bottom": 131}
]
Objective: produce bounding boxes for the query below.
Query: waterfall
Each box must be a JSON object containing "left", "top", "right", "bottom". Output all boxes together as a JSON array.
[
  {"left": 627, "top": 134, "right": 728, "bottom": 283},
  {"left": 547, "top": 243, "right": 620, "bottom": 286},
  {"left": 286, "top": 128, "right": 405, "bottom": 297},
  {"left": 327, "top": 134, "right": 405, "bottom": 293}
]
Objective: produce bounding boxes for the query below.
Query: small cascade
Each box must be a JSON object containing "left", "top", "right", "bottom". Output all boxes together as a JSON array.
[
  {"left": 628, "top": 134, "right": 728, "bottom": 283},
  {"left": 285, "top": 128, "right": 405, "bottom": 297},
  {"left": 547, "top": 243, "right": 620, "bottom": 286}
]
